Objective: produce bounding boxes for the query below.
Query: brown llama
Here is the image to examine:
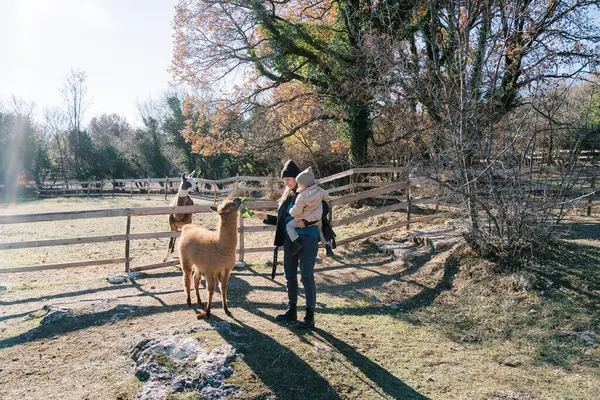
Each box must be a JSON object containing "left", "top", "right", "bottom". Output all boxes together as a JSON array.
[
  {"left": 164, "top": 171, "right": 198, "bottom": 262},
  {"left": 177, "top": 197, "right": 242, "bottom": 317}
]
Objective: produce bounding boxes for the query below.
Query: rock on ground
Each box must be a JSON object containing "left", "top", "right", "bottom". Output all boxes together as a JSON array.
[
  {"left": 108, "top": 275, "right": 129, "bottom": 284},
  {"left": 131, "top": 331, "right": 241, "bottom": 400},
  {"left": 39, "top": 305, "right": 74, "bottom": 325},
  {"left": 492, "top": 390, "right": 530, "bottom": 399},
  {"left": 234, "top": 261, "right": 247, "bottom": 270}
]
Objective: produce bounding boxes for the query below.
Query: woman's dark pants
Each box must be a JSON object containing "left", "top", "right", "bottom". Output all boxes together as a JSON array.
[{"left": 283, "top": 233, "right": 318, "bottom": 308}]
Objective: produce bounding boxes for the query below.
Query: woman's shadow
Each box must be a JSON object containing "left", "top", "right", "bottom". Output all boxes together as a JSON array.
[{"left": 201, "top": 272, "right": 428, "bottom": 400}]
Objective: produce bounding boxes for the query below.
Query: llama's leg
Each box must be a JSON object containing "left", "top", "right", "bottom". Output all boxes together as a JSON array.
[
  {"left": 171, "top": 236, "right": 178, "bottom": 259},
  {"left": 181, "top": 260, "right": 193, "bottom": 307},
  {"left": 163, "top": 238, "right": 175, "bottom": 262},
  {"left": 219, "top": 270, "right": 232, "bottom": 316},
  {"left": 164, "top": 236, "right": 175, "bottom": 262},
  {"left": 193, "top": 270, "right": 204, "bottom": 308},
  {"left": 205, "top": 272, "right": 217, "bottom": 318}
]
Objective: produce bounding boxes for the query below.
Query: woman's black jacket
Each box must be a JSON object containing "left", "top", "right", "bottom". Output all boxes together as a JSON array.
[{"left": 263, "top": 195, "right": 336, "bottom": 248}]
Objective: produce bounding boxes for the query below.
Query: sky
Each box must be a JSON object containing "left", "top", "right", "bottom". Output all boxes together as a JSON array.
[{"left": 0, "top": 0, "right": 180, "bottom": 126}]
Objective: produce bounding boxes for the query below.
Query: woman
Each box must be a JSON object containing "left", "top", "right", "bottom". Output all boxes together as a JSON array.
[{"left": 254, "top": 160, "right": 319, "bottom": 329}]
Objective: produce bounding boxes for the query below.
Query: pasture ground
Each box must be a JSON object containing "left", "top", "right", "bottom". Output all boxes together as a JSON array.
[{"left": 0, "top": 196, "right": 598, "bottom": 399}]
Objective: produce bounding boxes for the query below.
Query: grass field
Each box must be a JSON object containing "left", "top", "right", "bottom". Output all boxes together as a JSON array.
[{"left": 0, "top": 196, "right": 598, "bottom": 399}]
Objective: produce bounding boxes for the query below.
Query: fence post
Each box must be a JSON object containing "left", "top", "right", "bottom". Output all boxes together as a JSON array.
[
  {"left": 238, "top": 210, "right": 245, "bottom": 262},
  {"left": 164, "top": 177, "right": 169, "bottom": 201},
  {"left": 112, "top": 181, "right": 116, "bottom": 198},
  {"left": 212, "top": 183, "right": 218, "bottom": 204},
  {"left": 125, "top": 215, "right": 131, "bottom": 272},
  {"left": 588, "top": 173, "right": 596, "bottom": 217},
  {"left": 87, "top": 183, "right": 90, "bottom": 197},
  {"left": 147, "top": 177, "right": 151, "bottom": 200},
  {"left": 406, "top": 179, "right": 412, "bottom": 230},
  {"left": 130, "top": 180, "right": 133, "bottom": 197}
]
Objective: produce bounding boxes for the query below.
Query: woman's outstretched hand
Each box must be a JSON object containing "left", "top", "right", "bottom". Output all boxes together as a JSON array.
[{"left": 254, "top": 212, "right": 267, "bottom": 220}]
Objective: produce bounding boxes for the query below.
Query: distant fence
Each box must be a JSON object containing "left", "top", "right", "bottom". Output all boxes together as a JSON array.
[
  {"left": 524, "top": 149, "right": 599, "bottom": 165},
  {"left": 30, "top": 167, "right": 409, "bottom": 200},
  {"left": 2, "top": 169, "right": 454, "bottom": 274}
]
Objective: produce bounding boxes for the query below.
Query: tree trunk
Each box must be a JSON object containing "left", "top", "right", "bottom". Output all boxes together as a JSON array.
[{"left": 347, "top": 103, "right": 371, "bottom": 166}]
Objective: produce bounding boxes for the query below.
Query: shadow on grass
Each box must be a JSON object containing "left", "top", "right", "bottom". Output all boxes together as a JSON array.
[
  {"left": 313, "top": 329, "right": 430, "bottom": 399},
  {"left": 527, "top": 240, "right": 600, "bottom": 305},
  {"left": 0, "top": 284, "right": 139, "bottom": 307},
  {"left": 316, "top": 249, "right": 458, "bottom": 314},
  {"left": 219, "top": 274, "right": 428, "bottom": 400},
  {"left": 534, "top": 331, "right": 597, "bottom": 370},
  {"left": 209, "top": 313, "right": 342, "bottom": 400},
  {"left": 559, "top": 220, "right": 600, "bottom": 241},
  {"left": 0, "top": 303, "right": 186, "bottom": 349}
]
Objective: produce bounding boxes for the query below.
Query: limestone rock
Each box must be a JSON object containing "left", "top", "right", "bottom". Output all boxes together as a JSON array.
[
  {"left": 186, "top": 321, "right": 241, "bottom": 337},
  {"left": 233, "top": 261, "right": 247, "bottom": 270},
  {"left": 376, "top": 242, "right": 417, "bottom": 260},
  {"left": 108, "top": 275, "right": 129, "bottom": 284},
  {"left": 492, "top": 390, "right": 529, "bottom": 399},
  {"left": 133, "top": 381, "right": 170, "bottom": 400},
  {"left": 40, "top": 305, "right": 74, "bottom": 325},
  {"left": 131, "top": 335, "right": 240, "bottom": 399}
]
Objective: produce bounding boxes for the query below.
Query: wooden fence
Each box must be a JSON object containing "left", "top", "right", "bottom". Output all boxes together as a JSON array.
[
  {"left": 2, "top": 170, "right": 452, "bottom": 275},
  {"left": 4, "top": 166, "right": 598, "bottom": 275}
]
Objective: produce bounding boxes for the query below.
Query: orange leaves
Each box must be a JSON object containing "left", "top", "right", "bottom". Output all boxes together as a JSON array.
[
  {"left": 330, "top": 139, "right": 349, "bottom": 154},
  {"left": 277, "top": 0, "right": 338, "bottom": 24},
  {"left": 181, "top": 98, "right": 245, "bottom": 157}
]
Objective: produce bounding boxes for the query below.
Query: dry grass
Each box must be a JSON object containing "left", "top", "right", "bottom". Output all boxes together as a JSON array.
[{"left": 0, "top": 197, "right": 598, "bottom": 399}]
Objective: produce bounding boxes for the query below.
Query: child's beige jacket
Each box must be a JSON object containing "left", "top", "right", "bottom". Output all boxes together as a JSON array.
[{"left": 290, "top": 185, "right": 330, "bottom": 222}]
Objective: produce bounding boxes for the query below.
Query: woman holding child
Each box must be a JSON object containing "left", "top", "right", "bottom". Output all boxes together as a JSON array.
[{"left": 254, "top": 160, "right": 333, "bottom": 329}]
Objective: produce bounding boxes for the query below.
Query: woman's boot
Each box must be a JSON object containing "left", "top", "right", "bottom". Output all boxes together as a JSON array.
[
  {"left": 295, "top": 307, "right": 315, "bottom": 329},
  {"left": 275, "top": 303, "right": 297, "bottom": 321}
]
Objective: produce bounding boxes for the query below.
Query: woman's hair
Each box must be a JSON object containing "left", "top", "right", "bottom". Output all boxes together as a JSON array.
[{"left": 278, "top": 186, "right": 295, "bottom": 205}]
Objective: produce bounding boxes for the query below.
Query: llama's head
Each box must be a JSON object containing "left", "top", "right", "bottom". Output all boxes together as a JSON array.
[
  {"left": 210, "top": 197, "right": 242, "bottom": 217},
  {"left": 178, "top": 171, "right": 198, "bottom": 196}
]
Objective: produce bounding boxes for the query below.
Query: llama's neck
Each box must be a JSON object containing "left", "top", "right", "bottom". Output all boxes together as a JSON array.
[
  {"left": 177, "top": 186, "right": 190, "bottom": 199},
  {"left": 217, "top": 216, "right": 239, "bottom": 248},
  {"left": 175, "top": 194, "right": 190, "bottom": 207}
]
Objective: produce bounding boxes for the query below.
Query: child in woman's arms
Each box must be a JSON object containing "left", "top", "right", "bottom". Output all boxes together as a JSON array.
[{"left": 287, "top": 167, "right": 331, "bottom": 255}]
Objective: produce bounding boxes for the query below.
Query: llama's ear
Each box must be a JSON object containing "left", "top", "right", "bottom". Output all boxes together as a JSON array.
[
  {"left": 181, "top": 173, "right": 186, "bottom": 181},
  {"left": 188, "top": 170, "right": 196, "bottom": 177},
  {"left": 209, "top": 206, "right": 218, "bottom": 213}
]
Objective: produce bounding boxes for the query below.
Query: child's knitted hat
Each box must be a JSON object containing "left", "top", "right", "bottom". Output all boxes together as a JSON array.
[{"left": 296, "top": 166, "right": 316, "bottom": 187}]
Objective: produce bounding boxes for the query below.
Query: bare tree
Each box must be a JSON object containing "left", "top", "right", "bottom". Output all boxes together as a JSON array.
[
  {"left": 44, "top": 106, "right": 69, "bottom": 184},
  {"left": 61, "top": 69, "right": 88, "bottom": 132}
]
